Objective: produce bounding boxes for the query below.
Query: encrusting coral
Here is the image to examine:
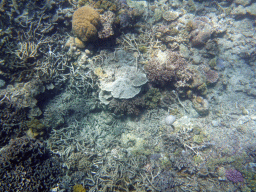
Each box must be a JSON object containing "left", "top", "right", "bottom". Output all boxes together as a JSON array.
[{"left": 72, "top": 6, "right": 100, "bottom": 42}]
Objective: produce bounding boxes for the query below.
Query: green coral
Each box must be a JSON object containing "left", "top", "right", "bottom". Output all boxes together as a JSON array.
[{"left": 144, "top": 88, "right": 161, "bottom": 109}]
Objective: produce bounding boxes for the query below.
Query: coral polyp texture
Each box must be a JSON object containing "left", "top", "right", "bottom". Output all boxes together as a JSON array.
[
  {"left": 98, "top": 11, "right": 115, "bottom": 39},
  {"left": 0, "top": 136, "right": 63, "bottom": 191},
  {"left": 144, "top": 50, "right": 193, "bottom": 88},
  {"left": 72, "top": 6, "right": 100, "bottom": 42},
  {"left": 225, "top": 169, "right": 244, "bottom": 183}
]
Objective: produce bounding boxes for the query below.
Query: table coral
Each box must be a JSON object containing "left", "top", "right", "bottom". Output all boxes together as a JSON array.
[{"left": 72, "top": 6, "right": 100, "bottom": 42}]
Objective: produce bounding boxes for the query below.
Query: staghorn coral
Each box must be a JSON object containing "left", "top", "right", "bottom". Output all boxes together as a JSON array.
[
  {"left": 72, "top": 6, "right": 100, "bottom": 42},
  {"left": 98, "top": 11, "right": 115, "bottom": 39},
  {"left": 152, "top": 170, "right": 176, "bottom": 191},
  {"left": 0, "top": 136, "right": 63, "bottom": 191},
  {"left": 144, "top": 50, "right": 193, "bottom": 88},
  {"left": 0, "top": 99, "right": 27, "bottom": 147}
]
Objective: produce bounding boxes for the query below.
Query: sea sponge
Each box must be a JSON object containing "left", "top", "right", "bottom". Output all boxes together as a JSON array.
[{"left": 72, "top": 6, "right": 100, "bottom": 42}]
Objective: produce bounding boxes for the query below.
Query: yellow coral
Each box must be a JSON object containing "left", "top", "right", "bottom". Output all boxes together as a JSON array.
[
  {"left": 73, "top": 184, "right": 86, "bottom": 192},
  {"left": 72, "top": 6, "right": 100, "bottom": 42},
  {"left": 26, "top": 118, "right": 47, "bottom": 138},
  {"left": 94, "top": 67, "right": 108, "bottom": 79}
]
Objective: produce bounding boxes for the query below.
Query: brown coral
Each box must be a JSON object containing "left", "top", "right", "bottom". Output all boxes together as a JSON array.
[{"left": 72, "top": 6, "right": 100, "bottom": 42}]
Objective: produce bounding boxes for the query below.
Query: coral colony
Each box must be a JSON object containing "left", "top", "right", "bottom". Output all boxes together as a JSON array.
[{"left": 0, "top": 0, "right": 256, "bottom": 191}]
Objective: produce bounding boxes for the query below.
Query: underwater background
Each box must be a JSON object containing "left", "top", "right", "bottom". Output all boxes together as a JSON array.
[{"left": 0, "top": 0, "right": 256, "bottom": 191}]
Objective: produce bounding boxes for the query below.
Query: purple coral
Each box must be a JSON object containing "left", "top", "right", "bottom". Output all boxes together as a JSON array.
[
  {"left": 98, "top": 11, "right": 115, "bottom": 39},
  {"left": 225, "top": 169, "right": 244, "bottom": 183}
]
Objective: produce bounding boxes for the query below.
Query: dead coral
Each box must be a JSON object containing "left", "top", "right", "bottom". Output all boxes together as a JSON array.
[{"left": 72, "top": 6, "right": 100, "bottom": 42}]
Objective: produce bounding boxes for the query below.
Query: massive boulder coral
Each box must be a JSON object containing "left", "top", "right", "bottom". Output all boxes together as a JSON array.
[{"left": 72, "top": 6, "right": 100, "bottom": 42}]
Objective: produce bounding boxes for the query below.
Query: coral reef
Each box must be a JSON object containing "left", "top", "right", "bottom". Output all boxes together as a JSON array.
[
  {"left": 72, "top": 6, "right": 100, "bottom": 42},
  {"left": 143, "top": 88, "right": 161, "bottom": 109},
  {"left": 192, "top": 96, "right": 209, "bottom": 116},
  {"left": 98, "top": 11, "right": 115, "bottom": 39},
  {"left": 152, "top": 170, "right": 176, "bottom": 191},
  {"left": 190, "top": 17, "right": 213, "bottom": 47},
  {"left": 163, "top": 11, "right": 179, "bottom": 22},
  {"left": 100, "top": 67, "right": 148, "bottom": 100},
  {"left": 0, "top": 79, "right": 45, "bottom": 117},
  {"left": 200, "top": 65, "right": 219, "bottom": 84},
  {"left": 0, "top": 0, "right": 71, "bottom": 83},
  {"left": 144, "top": 50, "right": 193, "bottom": 88},
  {"left": 108, "top": 96, "right": 145, "bottom": 116},
  {"left": 73, "top": 184, "right": 86, "bottom": 192},
  {"left": 26, "top": 118, "right": 48, "bottom": 138},
  {"left": 226, "top": 169, "right": 244, "bottom": 183},
  {"left": 0, "top": 136, "right": 63, "bottom": 191},
  {"left": 93, "top": 0, "right": 117, "bottom": 12},
  {"left": 0, "top": 100, "right": 27, "bottom": 146}
]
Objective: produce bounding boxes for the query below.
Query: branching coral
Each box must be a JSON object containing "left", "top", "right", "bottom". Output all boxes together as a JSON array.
[
  {"left": 144, "top": 50, "right": 193, "bottom": 88},
  {"left": 0, "top": 136, "right": 63, "bottom": 191}
]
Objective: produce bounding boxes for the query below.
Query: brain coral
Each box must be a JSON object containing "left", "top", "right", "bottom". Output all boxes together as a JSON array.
[{"left": 72, "top": 6, "right": 100, "bottom": 42}]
